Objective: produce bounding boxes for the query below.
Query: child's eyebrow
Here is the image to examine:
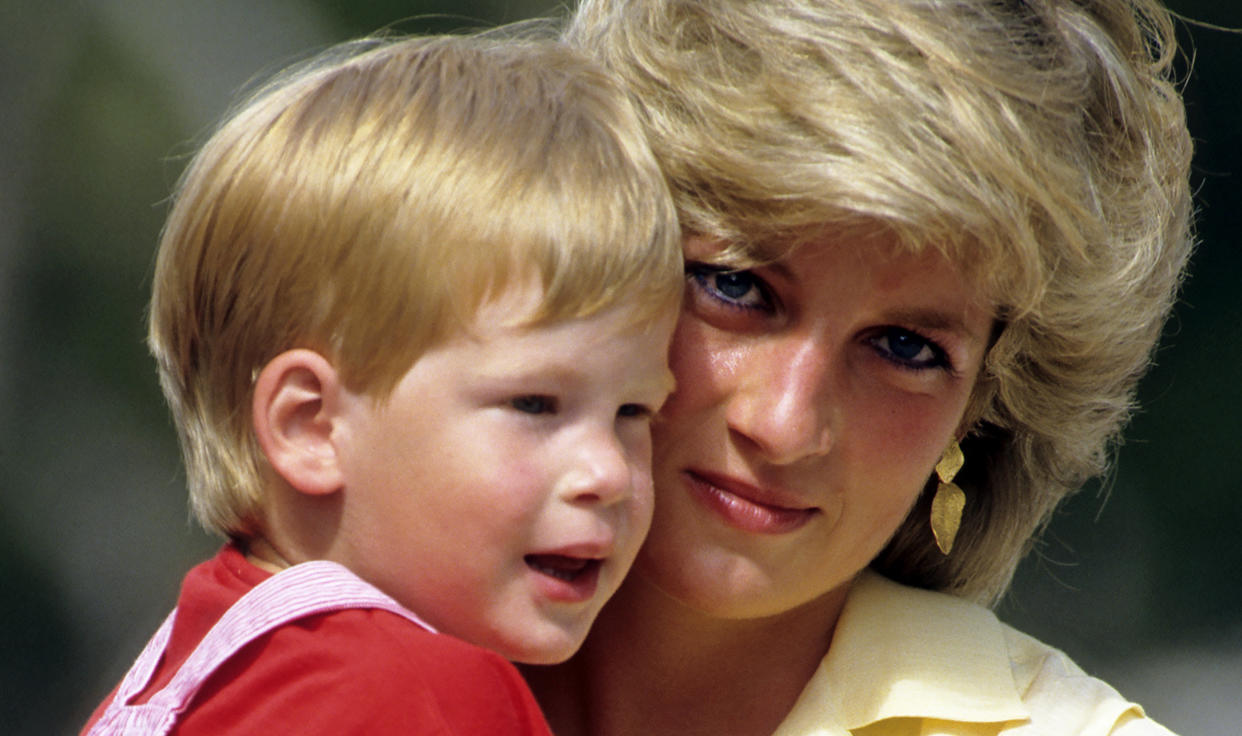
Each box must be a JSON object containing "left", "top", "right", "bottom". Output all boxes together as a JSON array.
[
  {"left": 472, "top": 362, "right": 583, "bottom": 385},
  {"left": 474, "top": 362, "right": 675, "bottom": 398}
]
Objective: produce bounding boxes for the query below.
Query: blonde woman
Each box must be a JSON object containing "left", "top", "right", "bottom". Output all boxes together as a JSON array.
[{"left": 523, "top": 0, "right": 1193, "bottom": 734}]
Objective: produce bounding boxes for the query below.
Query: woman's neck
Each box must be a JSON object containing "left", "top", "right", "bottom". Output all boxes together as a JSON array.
[{"left": 525, "top": 574, "right": 850, "bottom": 736}]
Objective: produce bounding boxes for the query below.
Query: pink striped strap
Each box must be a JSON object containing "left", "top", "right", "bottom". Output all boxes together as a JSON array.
[{"left": 87, "top": 560, "right": 433, "bottom": 735}]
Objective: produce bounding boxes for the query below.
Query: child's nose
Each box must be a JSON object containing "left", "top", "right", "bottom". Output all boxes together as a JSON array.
[{"left": 559, "top": 431, "right": 632, "bottom": 506}]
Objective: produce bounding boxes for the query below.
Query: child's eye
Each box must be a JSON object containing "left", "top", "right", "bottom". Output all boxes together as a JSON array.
[
  {"left": 687, "top": 263, "right": 773, "bottom": 311},
  {"left": 616, "top": 403, "right": 652, "bottom": 419},
  {"left": 868, "top": 328, "right": 950, "bottom": 371},
  {"left": 510, "top": 395, "right": 558, "bottom": 414}
]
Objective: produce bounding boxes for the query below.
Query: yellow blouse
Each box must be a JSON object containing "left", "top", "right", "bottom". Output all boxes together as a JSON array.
[{"left": 773, "top": 572, "right": 1175, "bottom": 736}]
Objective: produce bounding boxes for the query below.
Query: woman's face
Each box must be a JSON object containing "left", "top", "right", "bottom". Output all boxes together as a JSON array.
[{"left": 639, "top": 231, "right": 993, "bottom": 619}]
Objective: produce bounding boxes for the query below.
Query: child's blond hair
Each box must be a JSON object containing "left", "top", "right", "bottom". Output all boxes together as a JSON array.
[{"left": 149, "top": 33, "right": 682, "bottom": 538}]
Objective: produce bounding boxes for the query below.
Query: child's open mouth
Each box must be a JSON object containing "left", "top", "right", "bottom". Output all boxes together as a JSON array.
[{"left": 524, "top": 554, "right": 601, "bottom": 582}]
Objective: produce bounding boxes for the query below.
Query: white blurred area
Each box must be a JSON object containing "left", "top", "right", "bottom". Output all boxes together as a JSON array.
[
  {"left": 1, "top": 2, "right": 1237, "bottom": 735},
  {"left": 1107, "top": 632, "right": 1242, "bottom": 735}
]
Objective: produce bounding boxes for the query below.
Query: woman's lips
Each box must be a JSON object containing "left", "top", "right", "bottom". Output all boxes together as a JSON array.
[{"left": 685, "top": 471, "right": 819, "bottom": 534}]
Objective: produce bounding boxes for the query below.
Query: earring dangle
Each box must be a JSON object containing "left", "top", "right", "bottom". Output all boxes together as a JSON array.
[{"left": 930, "top": 441, "right": 966, "bottom": 555}]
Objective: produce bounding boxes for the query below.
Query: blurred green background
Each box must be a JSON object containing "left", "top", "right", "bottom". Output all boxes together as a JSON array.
[{"left": 1, "top": 2, "right": 1237, "bottom": 734}]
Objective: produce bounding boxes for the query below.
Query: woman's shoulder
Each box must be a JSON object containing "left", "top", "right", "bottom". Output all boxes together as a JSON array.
[
  {"left": 778, "top": 572, "right": 1175, "bottom": 735},
  {"left": 997, "top": 623, "right": 1176, "bottom": 736}
]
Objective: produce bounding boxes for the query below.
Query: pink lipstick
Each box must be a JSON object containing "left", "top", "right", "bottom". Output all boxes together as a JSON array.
[{"left": 685, "top": 471, "right": 818, "bottom": 534}]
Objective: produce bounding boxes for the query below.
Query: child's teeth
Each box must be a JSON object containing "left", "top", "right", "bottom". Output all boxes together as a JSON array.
[{"left": 526, "top": 554, "right": 591, "bottom": 581}]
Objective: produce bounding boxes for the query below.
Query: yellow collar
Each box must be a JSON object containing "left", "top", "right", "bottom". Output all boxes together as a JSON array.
[{"left": 776, "top": 571, "right": 1030, "bottom": 734}]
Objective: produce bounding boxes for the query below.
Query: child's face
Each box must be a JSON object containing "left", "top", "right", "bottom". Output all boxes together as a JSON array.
[{"left": 331, "top": 283, "right": 676, "bottom": 664}]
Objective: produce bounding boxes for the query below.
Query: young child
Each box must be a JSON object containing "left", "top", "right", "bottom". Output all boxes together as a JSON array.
[{"left": 80, "top": 32, "right": 682, "bottom": 735}]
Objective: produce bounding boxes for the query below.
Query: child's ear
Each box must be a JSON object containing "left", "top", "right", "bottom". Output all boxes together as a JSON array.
[{"left": 252, "top": 349, "right": 346, "bottom": 496}]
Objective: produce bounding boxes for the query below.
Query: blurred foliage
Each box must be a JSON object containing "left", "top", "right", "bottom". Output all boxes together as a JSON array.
[
  {"left": 21, "top": 25, "right": 186, "bottom": 428},
  {"left": 312, "top": 0, "right": 559, "bottom": 34},
  {"left": 0, "top": 511, "right": 78, "bottom": 735}
]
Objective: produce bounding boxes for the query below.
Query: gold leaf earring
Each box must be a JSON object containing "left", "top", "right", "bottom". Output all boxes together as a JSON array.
[{"left": 930, "top": 441, "right": 966, "bottom": 555}]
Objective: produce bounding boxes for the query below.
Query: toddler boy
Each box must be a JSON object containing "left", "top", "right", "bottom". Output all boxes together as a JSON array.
[{"left": 81, "top": 32, "right": 682, "bottom": 735}]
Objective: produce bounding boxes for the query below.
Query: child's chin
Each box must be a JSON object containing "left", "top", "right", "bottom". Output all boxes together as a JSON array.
[{"left": 503, "top": 628, "right": 588, "bottom": 666}]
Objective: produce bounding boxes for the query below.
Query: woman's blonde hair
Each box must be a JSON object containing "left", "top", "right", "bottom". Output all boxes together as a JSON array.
[
  {"left": 564, "top": 0, "right": 1193, "bottom": 603},
  {"left": 150, "top": 32, "right": 682, "bottom": 538}
]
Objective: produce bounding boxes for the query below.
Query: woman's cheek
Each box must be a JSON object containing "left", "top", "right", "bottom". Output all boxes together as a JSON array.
[{"left": 660, "top": 316, "right": 713, "bottom": 417}]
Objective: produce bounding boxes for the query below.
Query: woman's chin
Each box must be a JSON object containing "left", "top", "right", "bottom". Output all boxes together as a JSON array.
[{"left": 627, "top": 544, "right": 829, "bottom": 621}]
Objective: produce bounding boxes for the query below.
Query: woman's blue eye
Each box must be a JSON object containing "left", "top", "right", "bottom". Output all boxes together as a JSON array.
[
  {"left": 688, "top": 265, "right": 770, "bottom": 310},
  {"left": 511, "top": 395, "right": 557, "bottom": 414},
  {"left": 714, "top": 272, "right": 754, "bottom": 299},
  {"left": 870, "top": 328, "right": 948, "bottom": 370}
]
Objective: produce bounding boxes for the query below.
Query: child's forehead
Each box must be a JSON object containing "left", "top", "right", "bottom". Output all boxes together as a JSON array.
[
  {"left": 427, "top": 295, "right": 676, "bottom": 391},
  {"left": 466, "top": 291, "right": 655, "bottom": 340},
  {"left": 461, "top": 274, "right": 659, "bottom": 331},
  {"left": 473, "top": 278, "right": 548, "bottom": 326}
]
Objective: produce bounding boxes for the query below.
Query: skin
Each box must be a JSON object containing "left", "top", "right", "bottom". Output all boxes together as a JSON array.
[
  {"left": 526, "top": 230, "right": 994, "bottom": 735},
  {"left": 251, "top": 283, "right": 676, "bottom": 665}
]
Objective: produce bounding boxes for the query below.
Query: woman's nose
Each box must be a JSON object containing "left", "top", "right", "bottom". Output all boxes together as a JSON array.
[{"left": 726, "top": 338, "right": 834, "bottom": 465}]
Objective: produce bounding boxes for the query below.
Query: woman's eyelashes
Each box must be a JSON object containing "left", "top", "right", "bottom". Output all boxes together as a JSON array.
[
  {"left": 868, "top": 327, "right": 952, "bottom": 372},
  {"left": 686, "top": 263, "right": 773, "bottom": 312},
  {"left": 687, "top": 262, "right": 955, "bottom": 373}
]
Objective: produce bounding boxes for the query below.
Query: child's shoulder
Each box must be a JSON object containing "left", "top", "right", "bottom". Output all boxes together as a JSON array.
[
  {"left": 180, "top": 607, "right": 549, "bottom": 735},
  {"left": 285, "top": 605, "right": 516, "bottom": 680}
]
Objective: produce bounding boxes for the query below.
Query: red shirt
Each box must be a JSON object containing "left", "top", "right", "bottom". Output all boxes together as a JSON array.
[{"left": 81, "top": 545, "right": 553, "bottom": 735}]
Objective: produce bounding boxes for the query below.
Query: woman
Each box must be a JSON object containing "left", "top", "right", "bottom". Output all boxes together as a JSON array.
[{"left": 523, "top": 0, "right": 1193, "bottom": 734}]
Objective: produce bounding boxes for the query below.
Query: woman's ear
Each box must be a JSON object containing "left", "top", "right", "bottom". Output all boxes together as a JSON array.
[{"left": 252, "top": 349, "right": 346, "bottom": 496}]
